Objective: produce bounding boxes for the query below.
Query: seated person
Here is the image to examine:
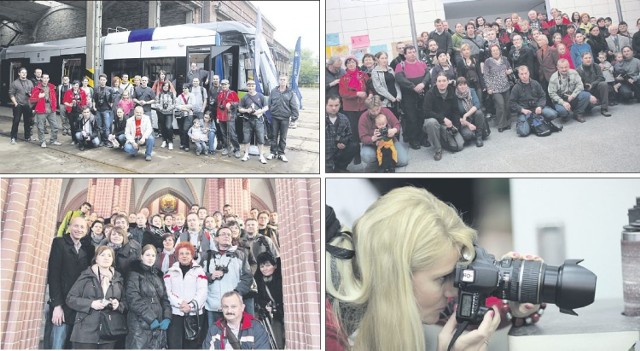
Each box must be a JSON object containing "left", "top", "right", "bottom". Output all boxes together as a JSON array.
[
  {"left": 597, "top": 51, "right": 620, "bottom": 105},
  {"left": 454, "top": 77, "right": 487, "bottom": 147},
  {"left": 108, "top": 107, "right": 127, "bottom": 148},
  {"left": 187, "top": 118, "right": 208, "bottom": 156},
  {"left": 510, "top": 65, "right": 561, "bottom": 136},
  {"left": 576, "top": 52, "right": 611, "bottom": 116},
  {"left": 615, "top": 46, "right": 640, "bottom": 103},
  {"left": 373, "top": 113, "right": 397, "bottom": 173},
  {"left": 75, "top": 107, "right": 100, "bottom": 151},
  {"left": 124, "top": 106, "right": 155, "bottom": 161},
  {"left": 548, "top": 59, "right": 597, "bottom": 123},
  {"left": 358, "top": 95, "right": 408, "bottom": 171},
  {"left": 423, "top": 73, "right": 463, "bottom": 161},
  {"left": 325, "top": 96, "right": 357, "bottom": 173}
]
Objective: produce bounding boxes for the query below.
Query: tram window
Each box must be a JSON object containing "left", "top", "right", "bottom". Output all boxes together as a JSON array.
[
  {"left": 223, "top": 53, "right": 234, "bottom": 87},
  {"left": 104, "top": 59, "right": 140, "bottom": 84},
  {"left": 63, "top": 58, "right": 83, "bottom": 82},
  {"left": 142, "top": 58, "right": 176, "bottom": 83}
]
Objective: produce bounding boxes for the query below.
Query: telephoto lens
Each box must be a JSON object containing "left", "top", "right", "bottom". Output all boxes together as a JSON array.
[
  {"left": 454, "top": 245, "right": 597, "bottom": 324},
  {"left": 622, "top": 197, "right": 640, "bottom": 316}
]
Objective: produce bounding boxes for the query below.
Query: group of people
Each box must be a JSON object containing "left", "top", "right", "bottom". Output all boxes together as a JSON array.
[
  {"left": 48, "top": 201, "right": 285, "bottom": 349},
  {"left": 9, "top": 64, "right": 300, "bottom": 164},
  {"left": 325, "top": 10, "right": 640, "bottom": 172}
]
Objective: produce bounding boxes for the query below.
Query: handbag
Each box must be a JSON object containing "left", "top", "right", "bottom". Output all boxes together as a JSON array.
[
  {"left": 98, "top": 309, "right": 128, "bottom": 340},
  {"left": 183, "top": 301, "right": 201, "bottom": 341},
  {"left": 439, "top": 125, "right": 465, "bottom": 152}
]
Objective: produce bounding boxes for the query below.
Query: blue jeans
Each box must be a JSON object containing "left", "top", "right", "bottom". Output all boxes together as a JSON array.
[
  {"left": 208, "top": 129, "right": 216, "bottom": 152},
  {"left": 194, "top": 140, "right": 206, "bottom": 153},
  {"left": 75, "top": 132, "right": 101, "bottom": 148},
  {"left": 50, "top": 322, "right": 70, "bottom": 349},
  {"left": 361, "top": 141, "right": 409, "bottom": 172},
  {"left": 124, "top": 135, "right": 155, "bottom": 157},
  {"left": 554, "top": 91, "right": 592, "bottom": 118},
  {"left": 95, "top": 110, "right": 113, "bottom": 142}
]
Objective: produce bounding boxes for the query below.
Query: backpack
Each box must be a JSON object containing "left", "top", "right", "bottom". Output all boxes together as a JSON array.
[
  {"left": 529, "top": 114, "right": 551, "bottom": 137},
  {"left": 439, "top": 125, "right": 465, "bottom": 152}
]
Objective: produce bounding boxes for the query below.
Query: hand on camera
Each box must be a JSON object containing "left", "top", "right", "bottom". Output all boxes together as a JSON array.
[
  {"left": 500, "top": 252, "right": 542, "bottom": 319},
  {"left": 438, "top": 305, "right": 500, "bottom": 351}
]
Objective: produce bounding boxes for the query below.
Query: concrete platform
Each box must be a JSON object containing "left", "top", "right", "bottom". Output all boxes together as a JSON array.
[
  {"left": 347, "top": 101, "right": 640, "bottom": 173},
  {"left": 0, "top": 88, "right": 319, "bottom": 174}
]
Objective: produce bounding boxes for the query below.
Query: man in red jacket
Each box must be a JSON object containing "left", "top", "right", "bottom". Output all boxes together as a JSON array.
[
  {"left": 29, "top": 73, "right": 61, "bottom": 148},
  {"left": 216, "top": 80, "right": 241, "bottom": 158}
]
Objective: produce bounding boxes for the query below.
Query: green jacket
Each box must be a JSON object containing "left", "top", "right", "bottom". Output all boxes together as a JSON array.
[
  {"left": 547, "top": 69, "right": 584, "bottom": 105},
  {"left": 57, "top": 210, "right": 84, "bottom": 237}
]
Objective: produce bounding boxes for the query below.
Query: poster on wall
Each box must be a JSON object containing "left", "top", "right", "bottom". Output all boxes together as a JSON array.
[
  {"left": 351, "top": 34, "right": 370, "bottom": 49},
  {"left": 326, "top": 33, "right": 340, "bottom": 46},
  {"left": 369, "top": 44, "right": 388, "bottom": 55},
  {"left": 350, "top": 47, "right": 368, "bottom": 61},
  {"left": 327, "top": 45, "right": 350, "bottom": 58}
]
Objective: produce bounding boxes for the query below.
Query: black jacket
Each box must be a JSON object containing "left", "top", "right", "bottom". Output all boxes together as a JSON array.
[
  {"left": 93, "top": 85, "right": 113, "bottom": 111},
  {"left": 508, "top": 45, "right": 538, "bottom": 81},
  {"left": 142, "top": 225, "right": 167, "bottom": 251},
  {"left": 577, "top": 63, "right": 605, "bottom": 87},
  {"left": 269, "top": 87, "right": 300, "bottom": 121},
  {"left": 125, "top": 260, "right": 172, "bottom": 349},
  {"left": 423, "top": 85, "right": 461, "bottom": 126},
  {"left": 114, "top": 240, "right": 141, "bottom": 279},
  {"left": 66, "top": 266, "right": 127, "bottom": 344},
  {"left": 254, "top": 267, "right": 283, "bottom": 321},
  {"left": 509, "top": 79, "right": 548, "bottom": 112},
  {"left": 47, "top": 234, "right": 95, "bottom": 324}
]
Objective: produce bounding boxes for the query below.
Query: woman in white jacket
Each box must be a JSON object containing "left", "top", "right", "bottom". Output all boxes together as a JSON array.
[
  {"left": 370, "top": 51, "right": 402, "bottom": 116},
  {"left": 163, "top": 242, "right": 208, "bottom": 349}
]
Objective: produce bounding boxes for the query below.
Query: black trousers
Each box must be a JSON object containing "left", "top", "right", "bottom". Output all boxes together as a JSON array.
[
  {"left": 11, "top": 104, "right": 33, "bottom": 140},
  {"left": 327, "top": 142, "right": 358, "bottom": 172},
  {"left": 177, "top": 115, "right": 193, "bottom": 148},
  {"left": 157, "top": 112, "right": 174, "bottom": 142},
  {"left": 400, "top": 91, "right": 424, "bottom": 144},
  {"left": 167, "top": 313, "right": 207, "bottom": 350},
  {"left": 72, "top": 342, "right": 116, "bottom": 349}
]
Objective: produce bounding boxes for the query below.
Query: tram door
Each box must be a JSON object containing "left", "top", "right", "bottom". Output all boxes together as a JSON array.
[
  {"left": 187, "top": 45, "right": 238, "bottom": 91},
  {"left": 62, "top": 58, "right": 83, "bottom": 83},
  {"left": 187, "top": 46, "right": 212, "bottom": 89}
]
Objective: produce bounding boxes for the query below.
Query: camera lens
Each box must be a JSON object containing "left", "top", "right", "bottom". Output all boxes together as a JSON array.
[{"left": 503, "top": 258, "right": 597, "bottom": 312}]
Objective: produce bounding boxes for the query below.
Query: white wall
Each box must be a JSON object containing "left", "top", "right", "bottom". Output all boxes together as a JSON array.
[
  {"left": 510, "top": 179, "right": 640, "bottom": 300},
  {"left": 326, "top": 0, "right": 446, "bottom": 58},
  {"left": 549, "top": 0, "right": 640, "bottom": 26}
]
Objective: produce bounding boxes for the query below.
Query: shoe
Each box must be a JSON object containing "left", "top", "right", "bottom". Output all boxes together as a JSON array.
[
  {"left": 71, "top": 141, "right": 76, "bottom": 145},
  {"left": 260, "top": 155, "right": 267, "bottom": 164},
  {"left": 161, "top": 141, "right": 167, "bottom": 148},
  {"left": 498, "top": 127, "right": 505, "bottom": 133},
  {"left": 234, "top": 150, "right": 242, "bottom": 158},
  {"left": 279, "top": 154, "right": 288, "bottom": 162},
  {"left": 10, "top": 138, "right": 16, "bottom": 145},
  {"left": 51, "top": 141, "right": 62, "bottom": 146},
  {"left": 609, "top": 101, "right": 618, "bottom": 106},
  {"left": 289, "top": 121, "right": 297, "bottom": 129},
  {"left": 475, "top": 134, "right": 483, "bottom": 147},
  {"left": 485, "top": 113, "right": 493, "bottom": 119},
  {"left": 420, "top": 138, "right": 431, "bottom": 147},
  {"left": 41, "top": 141, "right": 47, "bottom": 148},
  {"left": 79, "top": 145, "right": 85, "bottom": 151},
  {"left": 434, "top": 150, "right": 442, "bottom": 161},
  {"left": 574, "top": 114, "right": 586, "bottom": 123},
  {"left": 29, "top": 136, "right": 37, "bottom": 142},
  {"left": 267, "top": 153, "right": 276, "bottom": 160},
  {"left": 601, "top": 109, "right": 611, "bottom": 117},
  {"left": 168, "top": 143, "right": 174, "bottom": 150},
  {"left": 196, "top": 150, "right": 201, "bottom": 156},
  {"left": 409, "top": 141, "right": 421, "bottom": 150},
  {"left": 145, "top": 155, "right": 152, "bottom": 161},
  {"left": 241, "top": 153, "right": 249, "bottom": 161},
  {"left": 221, "top": 148, "right": 229, "bottom": 156},
  {"left": 179, "top": 144, "right": 184, "bottom": 149},
  {"left": 184, "top": 147, "right": 189, "bottom": 152},
  {"left": 44, "top": 129, "right": 49, "bottom": 134}
]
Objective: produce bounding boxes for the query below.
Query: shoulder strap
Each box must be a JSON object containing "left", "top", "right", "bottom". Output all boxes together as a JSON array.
[
  {"left": 224, "top": 322, "right": 242, "bottom": 349},
  {"left": 201, "top": 87, "right": 205, "bottom": 104}
]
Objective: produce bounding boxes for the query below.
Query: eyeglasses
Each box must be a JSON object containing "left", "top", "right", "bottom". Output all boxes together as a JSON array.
[{"left": 217, "top": 232, "right": 232, "bottom": 237}]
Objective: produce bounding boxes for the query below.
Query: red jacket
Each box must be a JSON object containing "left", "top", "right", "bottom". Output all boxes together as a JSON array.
[
  {"left": 29, "top": 83, "right": 57, "bottom": 113},
  {"left": 338, "top": 69, "right": 369, "bottom": 112},
  {"left": 62, "top": 88, "right": 87, "bottom": 113},
  {"left": 216, "top": 90, "right": 239, "bottom": 122}
]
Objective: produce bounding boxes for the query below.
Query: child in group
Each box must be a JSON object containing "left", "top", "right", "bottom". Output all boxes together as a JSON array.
[
  {"left": 108, "top": 107, "right": 127, "bottom": 148},
  {"left": 202, "top": 111, "right": 217, "bottom": 155},
  {"left": 556, "top": 43, "right": 575, "bottom": 68},
  {"left": 597, "top": 51, "right": 619, "bottom": 105},
  {"left": 374, "top": 113, "right": 397, "bottom": 173},
  {"left": 187, "top": 117, "right": 208, "bottom": 156}
]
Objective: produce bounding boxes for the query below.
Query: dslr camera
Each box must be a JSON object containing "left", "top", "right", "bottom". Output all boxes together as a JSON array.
[
  {"left": 454, "top": 244, "right": 597, "bottom": 324},
  {"left": 215, "top": 265, "right": 229, "bottom": 274}
]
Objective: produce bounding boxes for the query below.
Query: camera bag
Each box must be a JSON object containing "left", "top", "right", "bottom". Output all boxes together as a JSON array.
[
  {"left": 439, "top": 125, "right": 464, "bottom": 152},
  {"left": 98, "top": 308, "right": 128, "bottom": 340}
]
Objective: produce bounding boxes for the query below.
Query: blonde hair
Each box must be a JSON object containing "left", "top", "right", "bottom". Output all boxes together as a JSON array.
[{"left": 326, "top": 186, "right": 476, "bottom": 351}]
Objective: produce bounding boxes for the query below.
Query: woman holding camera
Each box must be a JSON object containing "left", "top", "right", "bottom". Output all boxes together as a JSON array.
[
  {"left": 326, "top": 187, "right": 541, "bottom": 351},
  {"left": 125, "top": 244, "right": 172, "bottom": 349},
  {"left": 255, "top": 252, "right": 284, "bottom": 349},
  {"left": 66, "top": 245, "right": 126, "bottom": 349},
  {"left": 156, "top": 81, "right": 176, "bottom": 151},
  {"left": 163, "top": 242, "right": 208, "bottom": 349}
]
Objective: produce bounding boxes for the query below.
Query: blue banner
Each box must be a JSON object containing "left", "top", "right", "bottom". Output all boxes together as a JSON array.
[
  {"left": 291, "top": 36, "right": 303, "bottom": 109},
  {"left": 215, "top": 33, "right": 223, "bottom": 79}
]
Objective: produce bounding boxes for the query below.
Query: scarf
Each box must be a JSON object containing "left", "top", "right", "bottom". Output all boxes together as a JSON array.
[
  {"left": 456, "top": 87, "right": 474, "bottom": 111},
  {"left": 162, "top": 248, "right": 175, "bottom": 273},
  {"left": 92, "top": 264, "right": 114, "bottom": 297},
  {"left": 107, "top": 242, "right": 123, "bottom": 250},
  {"left": 91, "top": 233, "right": 105, "bottom": 246},
  {"left": 345, "top": 68, "right": 364, "bottom": 91}
]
